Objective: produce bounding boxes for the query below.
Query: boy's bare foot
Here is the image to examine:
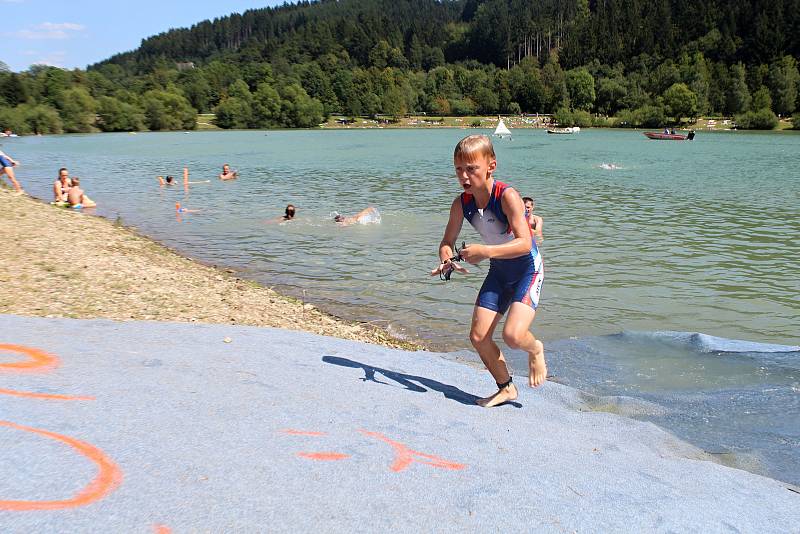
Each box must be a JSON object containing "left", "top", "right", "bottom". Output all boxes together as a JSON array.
[
  {"left": 477, "top": 382, "right": 518, "bottom": 407},
  {"left": 528, "top": 340, "right": 546, "bottom": 387}
]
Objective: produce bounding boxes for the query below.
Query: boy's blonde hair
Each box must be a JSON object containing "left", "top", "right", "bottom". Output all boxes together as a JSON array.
[
  {"left": 454, "top": 134, "right": 496, "bottom": 161},
  {"left": 71, "top": 177, "right": 80, "bottom": 186}
]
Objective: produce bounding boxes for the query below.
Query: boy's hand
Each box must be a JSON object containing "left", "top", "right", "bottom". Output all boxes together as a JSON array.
[
  {"left": 430, "top": 260, "right": 468, "bottom": 277},
  {"left": 460, "top": 243, "right": 487, "bottom": 265}
]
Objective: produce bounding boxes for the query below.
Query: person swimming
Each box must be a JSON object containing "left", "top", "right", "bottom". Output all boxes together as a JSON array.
[
  {"left": 283, "top": 204, "right": 296, "bottom": 221},
  {"left": 599, "top": 162, "right": 621, "bottom": 170},
  {"left": 219, "top": 164, "right": 238, "bottom": 181},
  {"left": 175, "top": 202, "right": 200, "bottom": 214},
  {"left": 332, "top": 207, "right": 381, "bottom": 226}
]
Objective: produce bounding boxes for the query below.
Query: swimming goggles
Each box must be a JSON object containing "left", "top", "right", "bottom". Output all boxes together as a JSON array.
[{"left": 440, "top": 241, "right": 465, "bottom": 281}]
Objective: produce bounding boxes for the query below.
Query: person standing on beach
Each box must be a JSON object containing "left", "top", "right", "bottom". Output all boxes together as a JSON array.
[
  {"left": 0, "top": 148, "right": 23, "bottom": 194},
  {"left": 431, "top": 134, "right": 545, "bottom": 408}
]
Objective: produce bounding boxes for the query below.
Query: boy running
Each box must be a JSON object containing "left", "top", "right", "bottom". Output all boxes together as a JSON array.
[{"left": 431, "top": 135, "right": 545, "bottom": 407}]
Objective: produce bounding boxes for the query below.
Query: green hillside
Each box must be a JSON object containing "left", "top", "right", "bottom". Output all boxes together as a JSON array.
[{"left": 1, "top": 0, "right": 798, "bottom": 133}]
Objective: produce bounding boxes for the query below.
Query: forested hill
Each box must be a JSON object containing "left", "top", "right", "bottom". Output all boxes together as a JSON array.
[
  {"left": 1, "top": 0, "right": 799, "bottom": 134},
  {"left": 99, "top": 0, "right": 799, "bottom": 72}
]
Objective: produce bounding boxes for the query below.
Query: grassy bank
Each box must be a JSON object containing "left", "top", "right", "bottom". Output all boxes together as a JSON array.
[{"left": 0, "top": 187, "right": 420, "bottom": 351}]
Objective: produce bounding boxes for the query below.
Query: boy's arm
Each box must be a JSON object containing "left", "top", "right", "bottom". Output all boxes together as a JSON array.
[
  {"left": 431, "top": 197, "right": 467, "bottom": 276},
  {"left": 438, "top": 197, "right": 464, "bottom": 261},
  {"left": 461, "top": 188, "right": 531, "bottom": 263}
]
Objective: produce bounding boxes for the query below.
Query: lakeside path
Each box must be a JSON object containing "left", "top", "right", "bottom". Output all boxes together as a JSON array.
[
  {"left": 0, "top": 188, "right": 417, "bottom": 350},
  {"left": 1, "top": 315, "right": 799, "bottom": 532}
]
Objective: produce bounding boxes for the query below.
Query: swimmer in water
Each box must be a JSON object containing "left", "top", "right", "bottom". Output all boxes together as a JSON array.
[
  {"left": 175, "top": 202, "right": 200, "bottom": 213},
  {"left": 283, "top": 204, "right": 296, "bottom": 221},
  {"left": 522, "top": 196, "right": 543, "bottom": 244},
  {"left": 333, "top": 206, "right": 380, "bottom": 226},
  {"left": 599, "top": 162, "right": 621, "bottom": 170},
  {"left": 219, "top": 164, "right": 238, "bottom": 181},
  {"left": 158, "top": 175, "right": 175, "bottom": 186}
]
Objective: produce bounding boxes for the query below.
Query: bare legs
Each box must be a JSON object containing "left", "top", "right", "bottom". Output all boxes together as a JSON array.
[
  {"left": 1, "top": 166, "right": 23, "bottom": 193},
  {"left": 469, "top": 303, "right": 546, "bottom": 407},
  {"left": 503, "top": 303, "right": 546, "bottom": 387}
]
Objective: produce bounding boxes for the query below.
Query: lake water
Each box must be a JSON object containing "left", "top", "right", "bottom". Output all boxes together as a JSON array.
[{"left": 6, "top": 127, "right": 800, "bottom": 485}]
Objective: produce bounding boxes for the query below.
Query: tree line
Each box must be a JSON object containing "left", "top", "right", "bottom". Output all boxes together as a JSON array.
[{"left": 1, "top": 0, "right": 798, "bottom": 134}]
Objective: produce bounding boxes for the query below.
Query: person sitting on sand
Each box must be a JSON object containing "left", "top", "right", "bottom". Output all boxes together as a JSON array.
[
  {"left": 333, "top": 206, "right": 380, "bottom": 226},
  {"left": 66, "top": 177, "right": 96, "bottom": 209},
  {"left": 158, "top": 175, "right": 175, "bottom": 186},
  {"left": 53, "top": 168, "right": 72, "bottom": 203},
  {"left": 522, "top": 196, "right": 543, "bottom": 243},
  {"left": 0, "top": 148, "right": 23, "bottom": 194},
  {"left": 219, "top": 164, "right": 238, "bottom": 181}
]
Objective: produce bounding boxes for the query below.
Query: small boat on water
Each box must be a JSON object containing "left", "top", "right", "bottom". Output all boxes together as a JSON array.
[
  {"left": 644, "top": 130, "right": 695, "bottom": 140},
  {"left": 493, "top": 117, "right": 512, "bottom": 139},
  {"left": 547, "top": 126, "right": 580, "bottom": 134}
]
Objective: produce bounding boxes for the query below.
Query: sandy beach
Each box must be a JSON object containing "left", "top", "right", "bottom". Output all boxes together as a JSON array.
[{"left": 0, "top": 187, "right": 419, "bottom": 350}]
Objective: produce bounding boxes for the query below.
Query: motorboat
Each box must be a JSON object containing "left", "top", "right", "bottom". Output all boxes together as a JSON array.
[
  {"left": 547, "top": 126, "right": 580, "bottom": 134},
  {"left": 644, "top": 130, "right": 695, "bottom": 140}
]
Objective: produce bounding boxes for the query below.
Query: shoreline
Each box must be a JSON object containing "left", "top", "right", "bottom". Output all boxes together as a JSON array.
[
  {"left": 9, "top": 114, "right": 796, "bottom": 135},
  {"left": 0, "top": 187, "right": 422, "bottom": 351}
]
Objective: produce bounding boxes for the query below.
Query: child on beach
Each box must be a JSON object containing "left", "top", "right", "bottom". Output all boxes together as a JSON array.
[
  {"left": 0, "top": 148, "right": 23, "bottom": 194},
  {"left": 522, "top": 196, "right": 543, "bottom": 244},
  {"left": 431, "top": 134, "right": 545, "bottom": 408},
  {"left": 66, "top": 177, "right": 96, "bottom": 208}
]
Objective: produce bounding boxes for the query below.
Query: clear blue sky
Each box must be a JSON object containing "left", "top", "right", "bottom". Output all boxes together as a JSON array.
[{"left": 3, "top": 0, "right": 286, "bottom": 72}]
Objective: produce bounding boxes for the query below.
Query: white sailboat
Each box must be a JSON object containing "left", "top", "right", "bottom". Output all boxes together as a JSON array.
[{"left": 493, "top": 117, "right": 512, "bottom": 139}]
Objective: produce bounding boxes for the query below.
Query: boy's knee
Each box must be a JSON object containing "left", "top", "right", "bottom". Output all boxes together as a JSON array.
[
  {"left": 502, "top": 329, "right": 528, "bottom": 349},
  {"left": 470, "top": 330, "right": 491, "bottom": 348}
]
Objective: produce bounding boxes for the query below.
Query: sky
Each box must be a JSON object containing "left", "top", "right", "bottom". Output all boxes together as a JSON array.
[{"left": 2, "top": 0, "right": 286, "bottom": 72}]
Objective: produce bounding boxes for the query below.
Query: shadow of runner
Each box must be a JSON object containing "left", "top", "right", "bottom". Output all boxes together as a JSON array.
[{"left": 323, "top": 355, "right": 521, "bottom": 408}]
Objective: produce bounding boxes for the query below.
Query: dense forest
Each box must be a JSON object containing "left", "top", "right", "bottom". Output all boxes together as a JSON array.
[{"left": 1, "top": 0, "right": 799, "bottom": 133}]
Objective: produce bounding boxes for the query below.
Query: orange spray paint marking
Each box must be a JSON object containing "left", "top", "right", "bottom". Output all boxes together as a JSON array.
[
  {"left": 279, "top": 429, "right": 327, "bottom": 436},
  {"left": 0, "top": 388, "right": 94, "bottom": 401},
  {"left": 0, "top": 344, "right": 59, "bottom": 373},
  {"left": 296, "top": 452, "right": 350, "bottom": 461},
  {"left": 0, "top": 420, "right": 123, "bottom": 511},
  {"left": 153, "top": 525, "right": 172, "bottom": 534},
  {"left": 359, "top": 430, "right": 467, "bottom": 473}
]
